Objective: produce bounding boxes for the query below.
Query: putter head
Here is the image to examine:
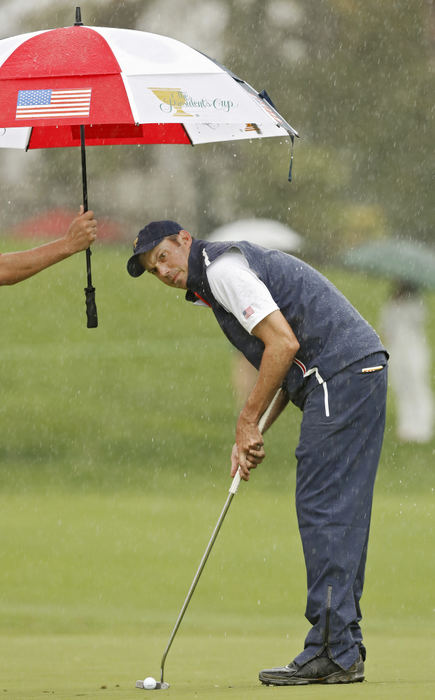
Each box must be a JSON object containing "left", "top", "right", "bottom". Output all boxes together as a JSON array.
[{"left": 135, "top": 680, "right": 169, "bottom": 690}]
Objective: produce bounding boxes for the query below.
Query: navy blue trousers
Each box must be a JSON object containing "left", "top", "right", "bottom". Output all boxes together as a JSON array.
[{"left": 293, "top": 353, "right": 387, "bottom": 670}]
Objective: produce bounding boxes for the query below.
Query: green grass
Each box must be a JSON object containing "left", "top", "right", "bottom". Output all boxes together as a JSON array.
[
  {"left": 0, "top": 238, "right": 434, "bottom": 698},
  {"left": 0, "top": 490, "right": 434, "bottom": 698}
]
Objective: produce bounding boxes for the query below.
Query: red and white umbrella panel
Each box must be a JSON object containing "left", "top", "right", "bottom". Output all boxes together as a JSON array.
[{"left": 0, "top": 25, "right": 297, "bottom": 149}]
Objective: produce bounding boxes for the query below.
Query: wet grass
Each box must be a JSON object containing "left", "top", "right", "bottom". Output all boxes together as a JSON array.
[
  {"left": 0, "top": 238, "right": 434, "bottom": 698},
  {"left": 0, "top": 489, "right": 434, "bottom": 698},
  {"left": 1, "top": 632, "right": 435, "bottom": 698}
]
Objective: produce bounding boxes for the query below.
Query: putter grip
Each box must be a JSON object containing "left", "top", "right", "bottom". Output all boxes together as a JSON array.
[
  {"left": 229, "top": 470, "right": 241, "bottom": 494},
  {"left": 85, "top": 285, "right": 98, "bottom": 328}
]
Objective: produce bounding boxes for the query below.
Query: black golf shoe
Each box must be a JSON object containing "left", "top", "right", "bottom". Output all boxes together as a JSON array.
[{"left": 259, "top": 651, "right": 364, "bottom": 686}]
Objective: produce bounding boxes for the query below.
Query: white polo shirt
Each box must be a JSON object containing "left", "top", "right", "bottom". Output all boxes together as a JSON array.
[{"left": 205, "top": 249, "right": 279, "bottom": 334}]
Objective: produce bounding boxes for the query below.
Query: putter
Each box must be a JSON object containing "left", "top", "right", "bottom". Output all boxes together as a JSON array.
[{"left": 136, "top": 392, "right": 280, "bottom": 690}]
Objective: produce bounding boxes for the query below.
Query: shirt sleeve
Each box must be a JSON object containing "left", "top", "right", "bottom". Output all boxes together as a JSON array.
[{"left": 206, "top": 249, "right": 279, "bottom": 334}]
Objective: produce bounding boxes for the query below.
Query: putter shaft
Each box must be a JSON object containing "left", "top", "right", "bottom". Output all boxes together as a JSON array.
[
  {"left": 159, "top": 395, "right": 279, "bottom": 685},
  {"left": 160, "top": 483, "right": 237, "bottom": 683}
]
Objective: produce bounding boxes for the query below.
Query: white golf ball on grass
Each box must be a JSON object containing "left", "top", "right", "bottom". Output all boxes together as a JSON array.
[{"left": 143, "top": 677, "right": 157, "bottom": 690}]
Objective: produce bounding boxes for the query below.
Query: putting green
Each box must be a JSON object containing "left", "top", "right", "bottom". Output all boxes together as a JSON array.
[
  {"left": 0, "top": 488, "right": 434, "bottom": 699},
  {"left": 1, "top": 629, "right": 435, "bottom": 698}
]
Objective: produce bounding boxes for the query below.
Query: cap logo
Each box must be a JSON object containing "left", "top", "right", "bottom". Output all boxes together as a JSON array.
[{"left": 133, "top": 236, "right": 139, "bottom": 251}]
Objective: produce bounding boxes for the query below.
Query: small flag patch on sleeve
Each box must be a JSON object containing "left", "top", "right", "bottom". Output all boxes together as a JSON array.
[{"left": 242, "top": 305, "right": 254, "bottom": 319}]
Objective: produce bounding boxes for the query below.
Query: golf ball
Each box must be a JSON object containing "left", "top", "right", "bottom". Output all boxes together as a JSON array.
[{"left": 143, "top": 677, "right": 157, "bottom": 690}]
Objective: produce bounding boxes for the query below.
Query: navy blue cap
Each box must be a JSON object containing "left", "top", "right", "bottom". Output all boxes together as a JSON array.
[{"left": 127, "top": 220, "right": 183, "bottom": 277}]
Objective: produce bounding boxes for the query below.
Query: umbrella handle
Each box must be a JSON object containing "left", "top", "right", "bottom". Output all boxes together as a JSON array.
[
  {"left": 80, "top": 125, "right": 98, "bottom": 328},
  {"left": 74, "top": 7, "right": 83, "bottom": 26}
]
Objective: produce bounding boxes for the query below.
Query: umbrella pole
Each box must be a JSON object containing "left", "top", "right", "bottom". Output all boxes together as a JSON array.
[{"left": 80, "top": 124, "right": 98, "bottom": 328}]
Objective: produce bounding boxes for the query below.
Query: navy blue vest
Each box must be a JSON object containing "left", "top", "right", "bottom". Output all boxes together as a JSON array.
[{"left": 186, "top": 239, "right": 386, "bottom": 407}]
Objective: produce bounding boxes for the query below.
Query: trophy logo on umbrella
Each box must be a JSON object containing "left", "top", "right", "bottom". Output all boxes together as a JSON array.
[{"left": 150, "top": 88, "right": 193, "bottom": 117}]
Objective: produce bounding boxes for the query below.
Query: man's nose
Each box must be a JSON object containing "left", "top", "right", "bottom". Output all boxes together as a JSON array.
[{"left": 156, "top": 263, "right": 169, "bottom": 278}]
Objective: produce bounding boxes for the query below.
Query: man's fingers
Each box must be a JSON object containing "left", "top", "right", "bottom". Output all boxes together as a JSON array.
[
  {"left": 230, "top": 443, "right": 239, "bottom": 477},
  {"left": 238, "top": 451, "right": 257, "bottom": 480},
  {"left": 239, "top": 465, "right": 250, "bottom": 481},
  {"left": 247, "top": 447, "right": 265, "bottom": 458},
  {"left": 246, "top": 448, "right": 262, "bottom": 463},
  {"left": 247, "top": 445, "right": 265, "bottom": 464},
  {"left": 230, "top": 461, "right": 239, "bottom": 477},
  {"left": 245, "top": 459, "right": 258, "bottom": 470},
  {"left": 231, "top": 437, "right": 265, "bottom": 481}
]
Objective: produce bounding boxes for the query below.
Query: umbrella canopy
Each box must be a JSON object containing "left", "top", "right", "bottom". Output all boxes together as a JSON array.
[
  {"left": 208, "top": 218, "right": 302, "bottom": 252},
  {"left": 342, "top": 239, "right": 435, "bottom": 290},
  {"left": 0, "top": 17, "right": 298, "bottom": 150},
  {"left": 0, "top": 8, "right": 298, "bottom": 327},
  {"left": 0, "top": 8, "right": 298, "bottom": 328}
]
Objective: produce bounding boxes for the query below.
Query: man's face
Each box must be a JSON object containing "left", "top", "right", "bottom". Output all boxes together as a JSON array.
[{"left": 139, "top": 231, "right": 192, "bottom": 289}]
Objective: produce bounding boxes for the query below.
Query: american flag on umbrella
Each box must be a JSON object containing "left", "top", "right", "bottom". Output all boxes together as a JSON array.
[{"left": 16, "top": 88, "right": 92, "bottom": 119}]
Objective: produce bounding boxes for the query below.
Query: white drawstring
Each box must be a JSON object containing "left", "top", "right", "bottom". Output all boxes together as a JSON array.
[{"left": 304, "top": 367, "right": 330, "bottom": 417}]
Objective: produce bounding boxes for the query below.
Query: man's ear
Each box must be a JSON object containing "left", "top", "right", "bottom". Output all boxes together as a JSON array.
[{"left": 179, "top": 229, "right": 192, "bottom": 246}]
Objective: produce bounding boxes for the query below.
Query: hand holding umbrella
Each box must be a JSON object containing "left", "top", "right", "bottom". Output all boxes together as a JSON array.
[{"left": 64, "top": 206, "right": 97, "bottom": 253}]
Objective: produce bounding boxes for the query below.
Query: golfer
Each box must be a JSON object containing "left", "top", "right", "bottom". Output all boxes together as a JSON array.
[
  {"left": 0, "top": 207, "right": 97, "bottom": 285},
  {"left": 127, "top": 220, "right": 388, "bottom": 686}
]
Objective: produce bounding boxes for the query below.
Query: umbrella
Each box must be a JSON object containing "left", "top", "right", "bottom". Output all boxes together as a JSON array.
[
  {"left": 208, "top": 218, "right": 302, "bottom": 252},
  {"left": 342, "top": 238, "right": 435, "bottom": 290},
  {"left": 0, "top": 7, "right": 298, "bottom": 327}
]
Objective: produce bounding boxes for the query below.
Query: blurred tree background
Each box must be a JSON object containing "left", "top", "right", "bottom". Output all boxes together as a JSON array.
[{"left": 0, "top": 0, "right": 433, "bottom": 262}]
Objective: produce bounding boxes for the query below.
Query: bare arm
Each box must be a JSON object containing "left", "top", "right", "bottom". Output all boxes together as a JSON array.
[
  {"left": 231, "top": 309, "right": 299, "bottom": 480},
  {"left": 0, "top": 208, "right": 97, "bottom": 286}
]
